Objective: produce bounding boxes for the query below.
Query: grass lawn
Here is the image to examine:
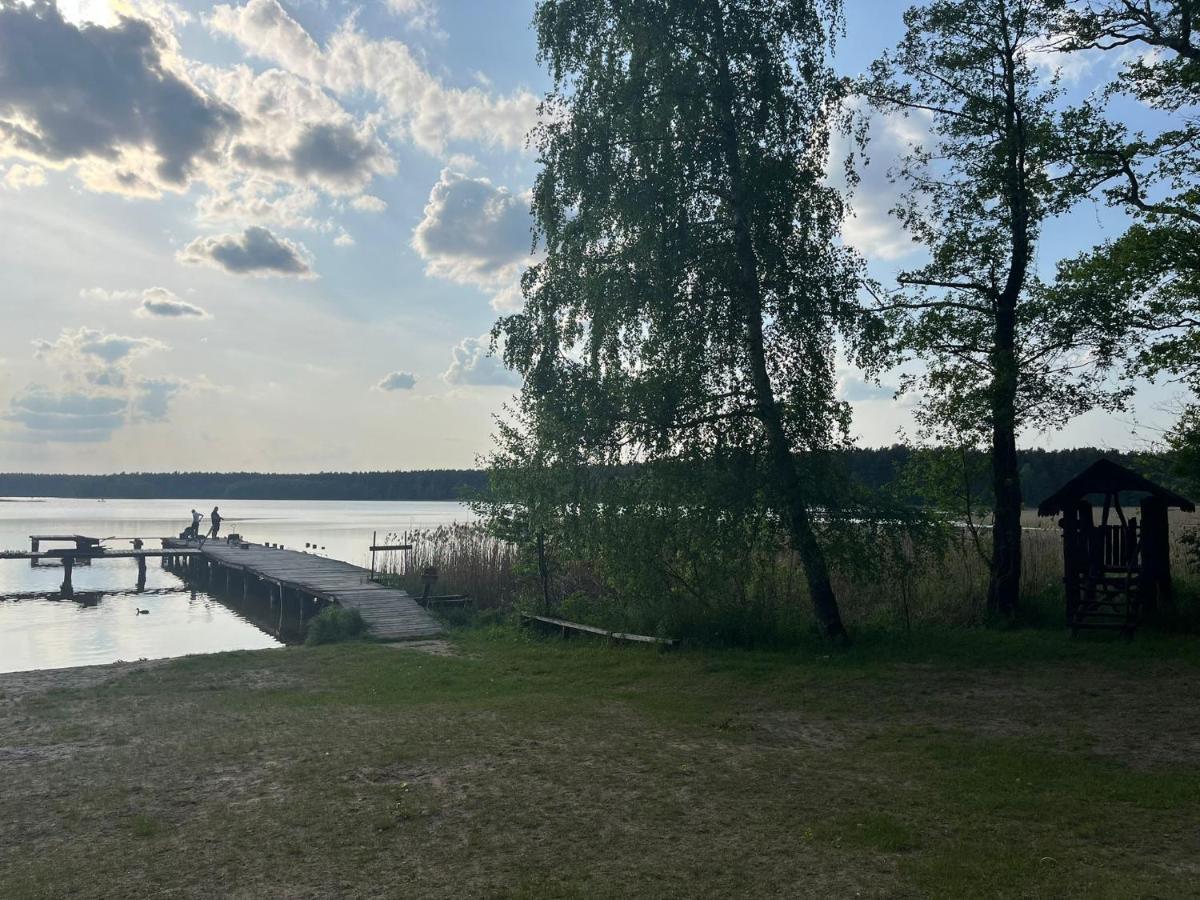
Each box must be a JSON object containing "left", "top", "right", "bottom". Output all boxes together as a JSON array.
[{"left": 1, "top": 626, "right": 1199, "bottom": 898}]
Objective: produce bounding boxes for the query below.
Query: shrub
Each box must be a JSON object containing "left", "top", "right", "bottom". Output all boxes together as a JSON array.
[{"left": 305, "top": 606, "right": 368, "bottom": 645}]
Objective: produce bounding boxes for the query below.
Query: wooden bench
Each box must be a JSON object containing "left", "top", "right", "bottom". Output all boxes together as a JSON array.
[{"left": 520, "top": 614, "right": 677, "bottom": 648}]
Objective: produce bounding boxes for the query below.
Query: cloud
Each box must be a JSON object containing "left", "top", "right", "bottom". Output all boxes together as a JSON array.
[
  {"left": 2, "top": 163, "right": 46, "bottom": 189},
  {"left": 179, "top": 226, "right": 314, "bottom": 278},
  {"left": 837, "top": 372, "right": 897, "bottom": 402},
  {"left": 81, "top": 287, "right": 140, "bottom": 303},
  {"left": 351, "top": 194, "right": 387, "bottom": 213},
  {"left": 1025, "top": 35, "right": 1097, "bottom": 84},
  {"left": 832, "top": 107, "right": 928, "bottom": 263},
  {"left": 34, "top": 327, "right": 165, "bottom": 367},
  {"left": 130, "top": 377, "right": 182, "bottom": 422},
  {"left": 413, "top": 169, "right": 533, "bottom": 288},
  {"left": 229, "top": 117, "right": 395, "bottom": 195},
  {"left": 6, "top": 325, "right": 182, "bottom": 442},
  {"left": 333, "top": 231, "right": 355, "bottom": 248},
  {"left": 0, "top": 0, "right": 239, "bottom": 195},
  {"left": 135, "top": 287, "right": 210, "bottom": 318},
  {"left": 388, "top": 0, "right": 440, "bottom": 33},
  {"left": 375, "top": 370, "right": 416, "bottom": 391},
  {"left": 196, "top": 177, "right": 325, "bottom": 231},
  {"left": 208, "top": 0, "right": 536, "bottom": 154},
  {"left": 4, "top": 386, "right": 127, "bottom": 442},
  {"left": 83, "top": 285, "right": 209, "bottom": 318},
  {"left": 488, "top": 282, "right": 525, "bottom": 313},
  {"left": 443, "top": 334, "right": 520, "bottom": 387}
]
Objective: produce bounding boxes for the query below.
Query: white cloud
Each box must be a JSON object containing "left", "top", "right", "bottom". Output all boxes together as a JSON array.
[
  {"left": 388, "top": 0, "right": 440, "bottom": 33},
  {"left": 81, "top": 287, "right": 141, "bottom": 303},
  {"left": 7, "top": 324, "right": 182, "bottom": 442},
  {"left": 488, "top": 282, "right": 525, "bottom": 313},
  {"left": 197, "top": 178, "right": 326, "bottom": 231},
  {"left": 197, "top": 63, "right": 396, "bottom": 196},
  {"left": 2, "top": 163, "right": 46, "bottom": 190},
  {"left": 4, "top": 386, "right": 127, "bottom": 443},
  {"left": 130, "top": 377, "right": 183, "bottom": 421},
  {"left": 443, "top": 334, "right": 520, "bottom": 387},
  {"left": 84, "top": 285, "right": 210, "bottom": 318},
  {"left": 333, "top": 231, "right": 355, "bottom": 248},
  {"left": 134, "top": 287, "right": 210, "bottom": 319},
  {"left": 375, "top": 370, "right": 416, "bottom": 391},
  {"left": 34, "top": 327, "right": 166, "bottom": 368},
  {"left": 208, "top": 0, "right": 537, "bottom": 154},
  {"left": 1025, "top": 35, "right": 1097, "bottom": 84},
  {"left": 837, "top": 372, "right": 897, "bottom": 402},
  {"left": 833, "top": 106, "right": 928, "bottom": 262},
  {"left": 412, "top": 168, "right": 533, "bottom": 289},
  {"left": 0, "top": 1, "right": 238, "bottom": 196},
  {"left": 351, "top": 194, "right": 387, "bottom": 213},
  {"left": 178, "top": 226, "right": 315, "bottom": 278}
]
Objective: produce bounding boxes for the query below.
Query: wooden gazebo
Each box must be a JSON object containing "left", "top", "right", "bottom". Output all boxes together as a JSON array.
[{"left": 1037, "top": 459, "right": 1194, "bottom": 636}]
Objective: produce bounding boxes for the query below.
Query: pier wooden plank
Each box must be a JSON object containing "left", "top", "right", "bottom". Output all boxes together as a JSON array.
[{"left": 165, "top": 539, "right": 442, "bottom": 641}]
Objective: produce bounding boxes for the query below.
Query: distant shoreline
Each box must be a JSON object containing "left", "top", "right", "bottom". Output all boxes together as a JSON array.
[
  {"left": 0, "top": 470, "right": 490, "bottom": 503},
  {"left": 0, "top": 447, "right": 1182, "bottom": 505}
]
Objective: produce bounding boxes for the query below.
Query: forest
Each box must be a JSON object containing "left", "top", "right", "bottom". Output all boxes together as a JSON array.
[{"left": 0, "top": 446, "right": 1185, "bottom": 503}]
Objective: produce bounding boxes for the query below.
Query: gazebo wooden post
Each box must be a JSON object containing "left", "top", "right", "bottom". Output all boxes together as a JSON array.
[
  {"left": 1140, "top": 496, "right": 1171, "bottom": 617},
  {"left": 1061, "top": 500, "right": 1090, "bottom": 627}
]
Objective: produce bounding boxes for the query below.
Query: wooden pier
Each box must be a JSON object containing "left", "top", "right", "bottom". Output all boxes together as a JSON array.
[
  {"left": 1, "top": 547, "right": 198, "bottom": 594},
  {"left": 163, "top": 538, "right": 443, "bottom": 642}
]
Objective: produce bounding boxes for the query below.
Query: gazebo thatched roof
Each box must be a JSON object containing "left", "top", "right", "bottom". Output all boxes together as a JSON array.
[{"left": 1036, "top": 458, "right": 1195, "bottom": 517}]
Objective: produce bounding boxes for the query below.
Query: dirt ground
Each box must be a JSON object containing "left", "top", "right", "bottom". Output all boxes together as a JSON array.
[{"left": 2, "top": 630, "right": 1199, "bottom": 898}]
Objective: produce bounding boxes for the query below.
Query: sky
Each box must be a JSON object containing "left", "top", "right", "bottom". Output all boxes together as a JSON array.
[{"left": 0, "top": 0, "right": 1186, "bottom": 474}]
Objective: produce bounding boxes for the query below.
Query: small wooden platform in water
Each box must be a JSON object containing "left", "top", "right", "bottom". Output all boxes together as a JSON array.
[{"left": 164, "top": 539, "right": 442, "bottom": 642}]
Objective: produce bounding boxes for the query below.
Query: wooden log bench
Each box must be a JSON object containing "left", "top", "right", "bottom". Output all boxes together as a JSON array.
[
  {"left": 520, "top": 614, "right": 677, "bottom": 649},
  {"left": 415, "top": 594, "right": 471, "bottom": 608}
]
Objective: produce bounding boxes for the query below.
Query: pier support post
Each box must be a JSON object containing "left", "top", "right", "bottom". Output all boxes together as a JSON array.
[
  {"left": 30, "top": 538, "right": 39, "bottom": 568},
  {"left": 60, "top": 556, "right": 74, "bottom": 597},
  {"left": 136, "top": 555, "right": 147, "bottom": 592}
]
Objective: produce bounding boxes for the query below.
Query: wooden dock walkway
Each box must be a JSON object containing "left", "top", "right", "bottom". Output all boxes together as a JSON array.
[{"left": 164, "top": 539, "right": 442, "bottom": 642}]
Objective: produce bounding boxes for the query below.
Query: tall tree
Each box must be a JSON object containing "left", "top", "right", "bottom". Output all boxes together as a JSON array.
[
  {"left": 859, "top": 0, "right": 1123, "bottom": 618},
  {"left": 1054, "top": 1, "right": 1199, "bottom": 445},
  {"left": 497, "top": 0, "right": 864, "bottom": 640}
]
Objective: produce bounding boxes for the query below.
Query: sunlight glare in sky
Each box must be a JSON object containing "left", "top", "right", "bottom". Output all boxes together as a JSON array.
[{"left": 56, "top": 0, "right": 118, "bottom": 26}]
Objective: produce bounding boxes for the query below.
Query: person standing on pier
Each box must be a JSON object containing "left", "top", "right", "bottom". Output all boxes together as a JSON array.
[
  {"left": 189, "top": 508, "right": 203, "bottom": 541},
  {"left": 208, "top": 506, "right": 222, "bottom": 541}
]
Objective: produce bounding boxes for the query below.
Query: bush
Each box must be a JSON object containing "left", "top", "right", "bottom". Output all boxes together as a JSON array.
[{"left": 305, "top": 606, "right": 369, "bottom": 645}]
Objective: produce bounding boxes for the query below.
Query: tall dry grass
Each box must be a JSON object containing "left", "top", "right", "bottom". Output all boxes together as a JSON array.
[
  {"left": 374, "top": 525, "right": 522, "bottom": 608},
  {"left": 374, "top": 511, "right": 1200, "bottom": 640}
]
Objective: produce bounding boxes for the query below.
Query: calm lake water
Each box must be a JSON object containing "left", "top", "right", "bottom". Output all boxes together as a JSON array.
[{"left": 0, "top": 498, "right": 474, "bottom": 674}]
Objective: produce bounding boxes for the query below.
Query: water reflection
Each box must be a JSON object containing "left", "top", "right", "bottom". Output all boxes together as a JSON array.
[
  {"left": 0, "top": 498, "right": 471, "bottom": 674},
  {"left": 0, "top": 566, "right": 283, "bottom": 675}
]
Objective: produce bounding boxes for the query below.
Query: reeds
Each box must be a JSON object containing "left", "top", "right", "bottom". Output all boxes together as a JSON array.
[
  {"left": 374, "top": 511, "right": 1199, "bottom": 640},
  {"left": 374, "top": 524, "right": 522, "bottom": 608}
]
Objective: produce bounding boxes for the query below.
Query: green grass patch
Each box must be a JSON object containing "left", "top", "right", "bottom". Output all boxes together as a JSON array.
[
  {"left": 2, "top": 627, "right": 1199, "bottom": 898},
  {"left": 304, "top": 605, "right": 368, "bottom": 645}
]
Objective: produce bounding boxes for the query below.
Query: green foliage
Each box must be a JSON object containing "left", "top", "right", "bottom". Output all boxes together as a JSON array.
[
  {"left": 859, "top": 0, "right": 1127, "bottom": 446},
  {"left": 305, "top": 606, "right": 369, "bottom": 646},
  {"left": 488, "top": 0, "right": 895, "bottom": 639},
  {"left": 1166, "top": 404, "right": 1200, "bottom": 496},
  {"left": 1053, "top": 0, "right": 1199, "bottom": 466},
  {"left": 856, "top": 0, "right": 1131, "bottom": 616}
]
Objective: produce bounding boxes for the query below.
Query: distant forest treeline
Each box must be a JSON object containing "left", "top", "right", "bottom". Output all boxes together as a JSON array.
[
  {"left": 0, "top": 470, "right": 491, "bottom": 501},
  {"left": 0, "top": 447, "right": 1181, "bottom": 505}
]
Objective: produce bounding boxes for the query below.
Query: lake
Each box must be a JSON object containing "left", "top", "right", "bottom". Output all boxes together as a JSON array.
[{"left": 0, "top": 498, "right": 474, "bottom": 674}]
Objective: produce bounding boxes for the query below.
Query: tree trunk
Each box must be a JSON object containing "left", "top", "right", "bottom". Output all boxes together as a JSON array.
[
  {"left": 989, "top": 19, "right": 1027, "bottom": 619},
  {"left": 988, "top": 331, "right": 1022, "bottom": 618},
  {"left": 711, "top": 23, "right": 848, "bottom": 642}
]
